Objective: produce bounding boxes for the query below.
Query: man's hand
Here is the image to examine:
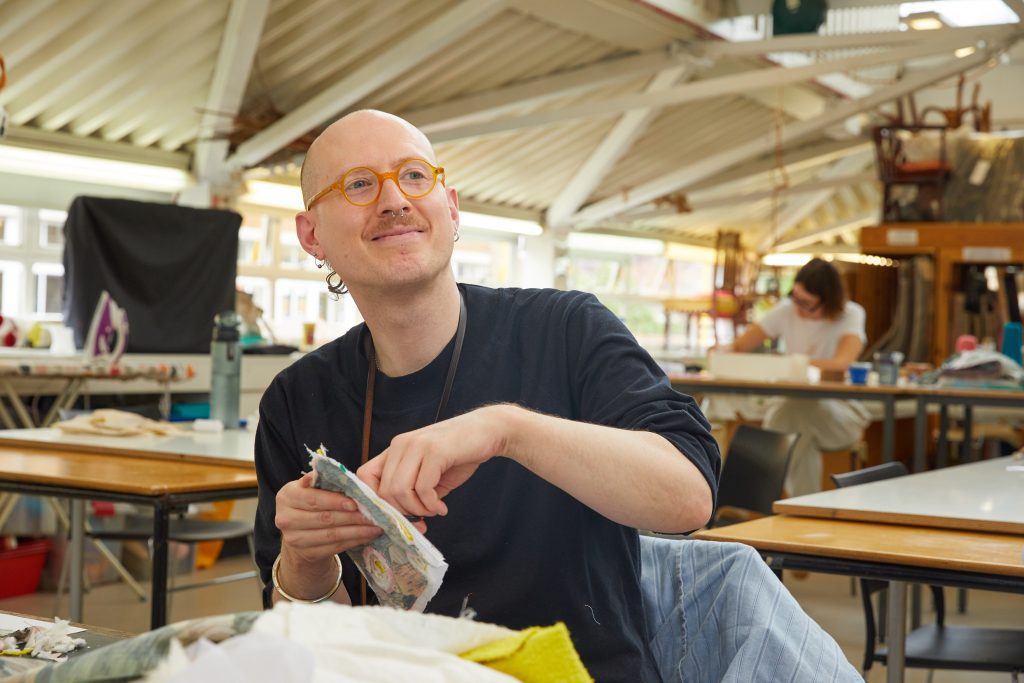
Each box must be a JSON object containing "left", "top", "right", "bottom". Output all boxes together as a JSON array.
[
  {"left": 275, "top": 472, "right": 384, "bottom": 563},
  {"left": 357, "top": 405, "right": 508, "bottom": 518}
]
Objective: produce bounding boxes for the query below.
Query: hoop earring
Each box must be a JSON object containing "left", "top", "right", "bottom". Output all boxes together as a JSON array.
[
  {"left": 314, "top": 256, "right": 325, "bottom": 269},
  {"left": 453, "top": 229, "right": 460, "bottom": 243}
]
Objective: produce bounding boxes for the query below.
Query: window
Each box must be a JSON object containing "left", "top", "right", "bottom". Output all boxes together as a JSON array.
[
  {"left": 32, "top": 263, "right": 64, "bottom": 317},
  {"left": 38, "top": 210, "right": 67, "bottom": 250},
  {"left": 0, "top": 205, "right": 23, "bottom": 247},
  {"left": 0, "top": 206, "right": 62, "bottom": 320}
]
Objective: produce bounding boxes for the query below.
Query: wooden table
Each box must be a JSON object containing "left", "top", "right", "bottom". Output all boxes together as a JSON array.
[
  {"left": 0, "top": 441, "right": 257, "bottom": 629},
  {"left": 669, "top": 374, "right": 915, "bottom": 463},
  {"left": 695, "top": 516, "right": 1024, "bottom": 683},
  {"left": 669, "top": 373, "right": 1024, "bottom": 470},
  {"left": 0, "top": 427, "right": 257, "bottom": 469}
]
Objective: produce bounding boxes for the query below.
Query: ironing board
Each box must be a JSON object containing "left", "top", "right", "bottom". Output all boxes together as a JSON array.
[{"left": 0, "top": 360, "right": 192, "bottom": 429}]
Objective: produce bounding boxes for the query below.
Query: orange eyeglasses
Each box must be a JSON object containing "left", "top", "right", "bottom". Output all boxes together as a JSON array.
[{"left": 305, "top": 159, "right": 445, "bottom": 210}]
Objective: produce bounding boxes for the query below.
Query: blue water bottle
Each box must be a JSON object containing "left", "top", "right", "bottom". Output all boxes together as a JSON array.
[
  {"left": 1002, "top": 321, "right": 1023, "bottom": 367},
  {"left": 210, "top": 311, "right": 241, "bottom": 428}
]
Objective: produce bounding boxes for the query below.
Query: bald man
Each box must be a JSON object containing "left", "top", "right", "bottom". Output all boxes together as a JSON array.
[{"left": 254, "top": 111, "right": 860, "bottom": 682}]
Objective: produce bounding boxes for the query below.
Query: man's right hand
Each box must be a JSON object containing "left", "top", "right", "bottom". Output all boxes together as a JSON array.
[{"left": 275, "top": 471, "right": 383, "bottom": 563}]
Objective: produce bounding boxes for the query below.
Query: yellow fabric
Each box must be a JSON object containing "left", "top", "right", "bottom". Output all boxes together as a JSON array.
[{"left": 458, "top": 622, "right": 593, "bottom": 683}]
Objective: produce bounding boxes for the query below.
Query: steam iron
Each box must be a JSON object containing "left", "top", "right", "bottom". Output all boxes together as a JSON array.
[{"left": 84, "top": 290, "right": 129, "bottom": 367}]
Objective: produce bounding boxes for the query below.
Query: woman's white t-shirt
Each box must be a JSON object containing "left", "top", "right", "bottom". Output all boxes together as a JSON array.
[{"left": 757, "top": 299, "right": 866, "bottom": 360}]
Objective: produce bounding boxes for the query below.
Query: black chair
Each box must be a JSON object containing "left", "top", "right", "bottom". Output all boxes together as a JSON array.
[
  {"left": 710, "top": 425, "right": 799, "bottom": 528},
  {"left": 57, "top": 512, "right": 260, "bottom": 611},
  {"left": 832, "top": 462, "right": 1024, "bottom": 679}
]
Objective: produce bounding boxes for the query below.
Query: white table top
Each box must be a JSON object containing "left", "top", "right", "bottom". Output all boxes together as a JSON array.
[
  {"left": 0, "top": 427, "right": 256, "bottom": 469},
  {"left": 774, "top": 456, "right": 1024, "bottom": 535}
]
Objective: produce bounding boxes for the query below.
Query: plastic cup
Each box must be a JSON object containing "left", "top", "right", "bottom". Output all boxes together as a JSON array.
[{"left": 848, "top": 362, "right": 872, "bottom": 385}]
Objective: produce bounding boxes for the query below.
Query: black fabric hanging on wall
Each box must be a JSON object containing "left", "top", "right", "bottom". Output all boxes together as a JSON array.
[
  {"left": 772, "top": 0, "right": 828, "bottom": 35},
  {"left": 62, "top": 196, "right": 241, "bottom": 354}
]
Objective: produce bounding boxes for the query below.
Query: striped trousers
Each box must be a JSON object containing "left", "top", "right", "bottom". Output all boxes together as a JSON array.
[{"left": 640, "top": 536, "right": 862, "bottom": 682}]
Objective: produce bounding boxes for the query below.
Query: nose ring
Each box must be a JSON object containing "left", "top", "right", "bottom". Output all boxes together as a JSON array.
[{"left": 387, "top": 209, "right": 406, "bottom": 218}]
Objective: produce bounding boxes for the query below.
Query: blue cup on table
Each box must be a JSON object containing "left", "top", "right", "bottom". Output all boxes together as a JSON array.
[{"left": 848, "top": 362, "right": 871, "bottom": 385}]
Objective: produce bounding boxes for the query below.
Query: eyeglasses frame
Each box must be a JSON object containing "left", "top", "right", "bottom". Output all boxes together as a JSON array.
[{"left": 305, "top": 158, "right": 446, "bottom": 211}]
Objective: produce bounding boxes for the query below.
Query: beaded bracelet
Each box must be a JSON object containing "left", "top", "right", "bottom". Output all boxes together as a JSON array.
[{"left": 272, "top": 553, "right": 343, "bottom": 604}]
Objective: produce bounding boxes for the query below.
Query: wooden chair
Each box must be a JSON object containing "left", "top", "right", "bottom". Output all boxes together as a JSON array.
[
  {"left": 873, "top": 125, "right": 951, "bottom": 222},
  {"left": 832, "top": 463, "right": 1024, "bottom": 679}
]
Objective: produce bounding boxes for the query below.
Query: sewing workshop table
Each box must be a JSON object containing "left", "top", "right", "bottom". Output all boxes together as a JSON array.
[
  {"left": 669, "top": 374, "right": 1024, "bottom": 470},
  {"left": 667, "top": 374, "right": 916, "bottom": 463},
  {"left": 909, "top": 384, "right": 1024, "bottom": 471},
  {"left": 774, "top": 455, "right": 1024, "bottom": 534},
  {"left": 0, "top": 358, "right": 191, "bottom": 429},
  {"left": 694, "top": 515, "right": 1024, "bottom": 683},
  {"left": 0, "top": 428, "right": 257, "bottom": 630}
]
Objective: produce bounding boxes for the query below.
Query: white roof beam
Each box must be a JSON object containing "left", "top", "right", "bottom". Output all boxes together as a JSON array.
[
  {"left": 623, "top": 171, "right": 876, "bottom": 220},
  {"left": 687, "top": 139, "right": 871, "bottom": 193},
  {"left": 226, "top": 0, "right": 506, "bottom": 170},
  {"left": 699, "top": 24, "right": 1017, "bottom": 58},
  {"left": 618, "top": 138, "right": 872, "bottom": 219},
  {"left": 428, "top": 40, "right": 968, "bottom": 144},
  {"left": 408, "top": 42, "right": 698, "bottom": 133},
  {"left": 569, "top": 41, "right": 1018, "bottom": 226},
  {"left": 193, "top": 0, "right": 270, "bottom": 183},
  {"left": 545, "top": 66, "right": 692, "bottom": 230},
  {"left": 772, "top": 210, "right": 878, "bottom": 253},
  {"left": 756, "top": 150, "right": 874, "bottom": 251}
]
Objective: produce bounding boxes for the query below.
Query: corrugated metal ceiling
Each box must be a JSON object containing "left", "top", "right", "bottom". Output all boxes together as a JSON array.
[{"left": 0, "top": 0, "right": 1020, "bottom": 249}]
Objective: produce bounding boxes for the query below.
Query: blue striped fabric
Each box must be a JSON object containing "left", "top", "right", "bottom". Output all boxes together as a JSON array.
[{"left": 640, "top": 536, "right": 862, "bottom": 682}]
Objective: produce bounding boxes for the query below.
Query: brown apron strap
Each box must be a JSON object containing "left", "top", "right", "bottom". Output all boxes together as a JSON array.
[{"left": 357, "top": 289, "right": 467, "bottom": 606}]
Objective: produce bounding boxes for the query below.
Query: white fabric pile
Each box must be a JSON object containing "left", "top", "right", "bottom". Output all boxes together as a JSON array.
[
  {"left": 143, "top": 602, "right": 521, "bottom": 683},
  {"left": 54, "top": 408, "right": 183, "bottom": 436},
  {"left": 0, "top": 618, "right": 86, "bottom": 662}
]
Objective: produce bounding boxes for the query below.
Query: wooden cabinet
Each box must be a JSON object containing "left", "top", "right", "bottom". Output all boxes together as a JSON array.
[{"left": 859, "top": 223, "right": 1024, "bottom": 365}]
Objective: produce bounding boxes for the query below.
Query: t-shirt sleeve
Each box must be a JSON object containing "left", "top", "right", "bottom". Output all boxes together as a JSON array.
[
  {"left": 561, "top": 293, "right": 721, "bottom": 511},
  {"left": 756, "top": 300, "right": 790, "bottom": 339},
  {"left": 838, "top": 303, "right": 867, "bottom": 343}
]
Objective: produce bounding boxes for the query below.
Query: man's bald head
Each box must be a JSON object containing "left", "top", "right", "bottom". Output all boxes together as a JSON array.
[{"left": 300, "top": 110, "right": 438, "bottom": 207}]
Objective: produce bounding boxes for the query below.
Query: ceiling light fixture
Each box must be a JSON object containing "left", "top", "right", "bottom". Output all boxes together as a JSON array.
[
  {"left": 901, "top": 10, "right": 945, "bottom": 30},
  {"left": 459, "top": 211, "right": 543, "bottom": 236},
  {"left": 0, "top": 143, "right": 190, "bottom": 192}
]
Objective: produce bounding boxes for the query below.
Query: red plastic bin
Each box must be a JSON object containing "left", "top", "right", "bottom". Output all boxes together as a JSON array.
[{"left": 0, "top": 538, "right": 50, "bottom": 599}]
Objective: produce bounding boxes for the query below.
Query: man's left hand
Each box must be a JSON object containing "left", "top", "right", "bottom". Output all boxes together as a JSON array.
[{"left": 356, "top": 405, "right": 509, "bottom": 517}]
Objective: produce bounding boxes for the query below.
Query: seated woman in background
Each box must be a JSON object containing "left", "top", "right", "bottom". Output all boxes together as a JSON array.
[{"left": 726, "top": 257, "right": 869, "bottom": 495}]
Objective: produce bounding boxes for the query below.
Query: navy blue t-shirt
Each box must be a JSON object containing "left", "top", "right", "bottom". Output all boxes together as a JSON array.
[{"left": 255, "top": 284, "right": 720, "bottom": 682}]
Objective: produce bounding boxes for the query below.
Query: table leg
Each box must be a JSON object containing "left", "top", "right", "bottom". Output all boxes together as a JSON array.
[
  {"left": 151, "top": 501, "right": 171, "bottom": 629},
  {"left": 937, "top": 404, "right": 949, "bottom": 468},
  {"left": 69, "top": 499, "right": 85, "bottom": 623},
  {"left": 962, "top": 404, "right": 974, "bottom": 462},
  {"left": 886, "top": 580, "right": 907, "bottom": 683},
  {"left": 910, "top": 584, "right": 921, "bottom": 630},
  {"left": 913, "top": 397, "right": 927, "bottom": 472},
  {"left": 883, "top": 396, "right": 895, "bottom": 463}
]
